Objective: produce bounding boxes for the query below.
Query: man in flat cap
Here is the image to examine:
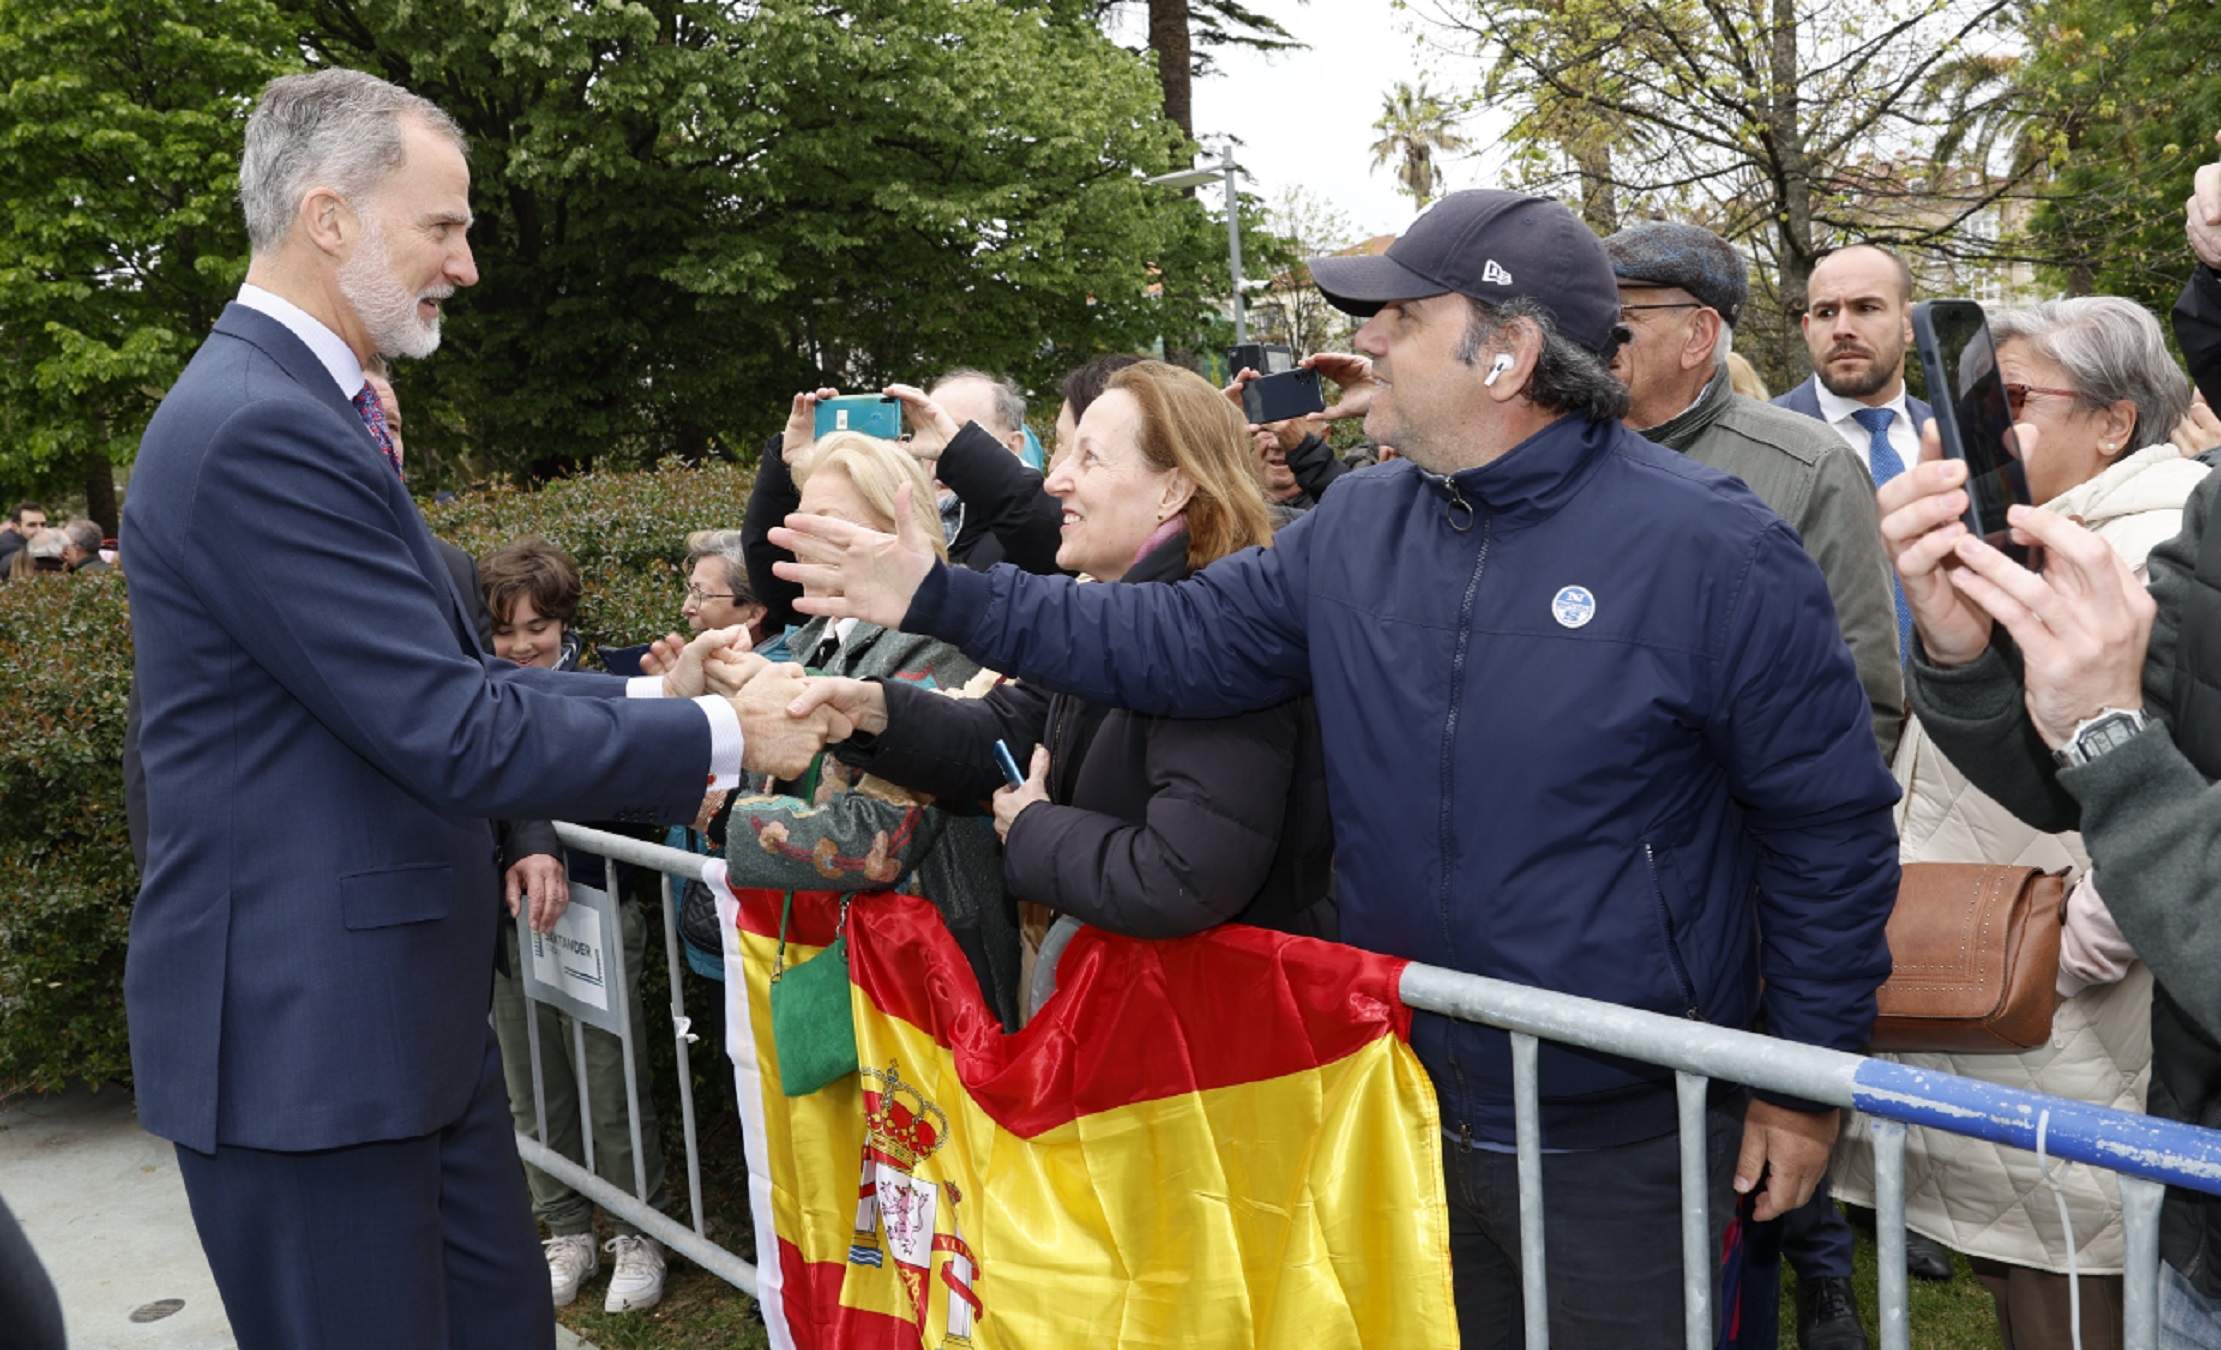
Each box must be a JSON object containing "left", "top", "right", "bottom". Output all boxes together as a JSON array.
[
  {"left": 776, "top": 189, "right": 1901, "bottom": 1347},
  {"left": 1605, "top": 221, "right": 1905, "bottom": 764}
]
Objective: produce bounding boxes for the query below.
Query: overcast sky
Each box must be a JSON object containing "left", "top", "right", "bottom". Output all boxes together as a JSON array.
[{"left": 1136, "top": 0, "right": 1518, "bottom": 247}]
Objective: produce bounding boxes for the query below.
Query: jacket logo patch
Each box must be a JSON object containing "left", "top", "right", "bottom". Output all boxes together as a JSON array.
[{"left": 1551, "top": 585, "right": 1596, "bottom": 629}]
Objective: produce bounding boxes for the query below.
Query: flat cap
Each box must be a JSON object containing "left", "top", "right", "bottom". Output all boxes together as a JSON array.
[{"left": 1602, "top": 221, "right": 1749, "bottom": 327}]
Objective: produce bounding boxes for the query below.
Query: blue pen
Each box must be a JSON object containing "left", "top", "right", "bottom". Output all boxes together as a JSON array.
[{"left": 992, "top": 739, "right": 1026, "bottom": 790}]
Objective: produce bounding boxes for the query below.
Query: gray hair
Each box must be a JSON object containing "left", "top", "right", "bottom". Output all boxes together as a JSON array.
[
  {"left": 932, "top": 368, "right": 1028, "bottom": 437},
  {"left": 683, "top": 529, "right": 755, "bottom": 601},
  {"left": 1988, "top": 297, "right": 2191, "bottom": 450},
  {"left": 238, "top": 69, "right": 466, "bottom": 254},
  {"left": 1459, "top": 297, "right": 1631, "bottom": 424},
  {"left": 61, "top": 519, "right": 101, "bottom": 553}
]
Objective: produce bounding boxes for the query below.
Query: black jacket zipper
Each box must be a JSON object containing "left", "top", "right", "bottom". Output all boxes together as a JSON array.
[
  {"left": 1435, "top": 499, "right": 1491, "bottom": 953},
  {"left": 1643, "top": 843, "right": 1703, "bottom": 1019}
]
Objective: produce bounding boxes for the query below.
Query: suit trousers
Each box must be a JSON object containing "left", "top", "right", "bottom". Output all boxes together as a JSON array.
[
  {"left": 174, "top": 1030, "right": 552, "bottom": 1350},
  {"left": 1442, "top": 1103, "right": 1742, "bottom": 1350}
]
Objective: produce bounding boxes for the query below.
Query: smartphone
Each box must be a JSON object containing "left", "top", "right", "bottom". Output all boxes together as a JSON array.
[
  {"left": 1910, "top": 300, "right": 2039, "bottom": 570},
  {"left": 1241, "top": 368, "right": 1326, "bottom": 426},
  {"left": 813, "top": 394, "right": 903, "bottom": 441},
  {"left": 991, "top": 739, "right": 1026, "bottom": 791},
  {"left": 1228, "top": 342, "right": 1295, "bottom": 377}
]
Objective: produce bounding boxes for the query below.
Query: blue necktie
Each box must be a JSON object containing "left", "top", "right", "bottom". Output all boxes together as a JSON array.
[{"left": 1852, "top": 406, "right": 1913, "bottom": 658}]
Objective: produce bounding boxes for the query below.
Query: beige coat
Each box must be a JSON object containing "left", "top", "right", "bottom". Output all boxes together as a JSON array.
[{"left": 1833, "top": 444, "right": 2208, "bottom": 1274}]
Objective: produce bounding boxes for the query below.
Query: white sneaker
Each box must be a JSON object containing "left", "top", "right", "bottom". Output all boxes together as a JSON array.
[
  {"left": 545, "top": 1233, "right": 599, "bottom": 1308},
  {"left": 603, "top": 1234, "right": 667, "bottom": 1312}
]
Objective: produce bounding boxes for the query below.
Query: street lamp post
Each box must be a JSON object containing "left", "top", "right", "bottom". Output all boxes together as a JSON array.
[{"left": 1146, "top": 149, "right": 1247, "bottom": 345}]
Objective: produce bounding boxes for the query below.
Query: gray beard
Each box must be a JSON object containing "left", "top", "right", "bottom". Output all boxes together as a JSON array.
[{"left": 339, "top": 223, "right": 443, "bottom": 361}]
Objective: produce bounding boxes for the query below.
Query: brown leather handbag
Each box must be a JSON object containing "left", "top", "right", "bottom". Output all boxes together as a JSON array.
[{"left": 1869, "top": 862, "right": 2070, "bottom": 1054}]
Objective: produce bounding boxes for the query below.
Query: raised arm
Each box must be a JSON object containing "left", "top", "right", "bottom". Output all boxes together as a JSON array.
[
  {"left": 741, "top": 429, "right": 806, "bottom": 638},
  {"left": 771, "top": 486, "right": 1316, "bottom": 717},
  {"left": 832, "top": 676, "right": 1051, "bottom": 805},
  {"left": 176, "top": 400, "right": 713, "bottom": 825},
  {"left": 929, "top": 420, "right": 1066, "bottom": 575}
]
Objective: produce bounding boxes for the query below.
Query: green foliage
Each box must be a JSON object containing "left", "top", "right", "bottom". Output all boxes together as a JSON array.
[
  {"left": 2022, "top": 0, "right": 2221, "bottom": 305},
  {"left": 422, "top": 460, "right": 759, "bottom": 656},
  {"left": 0, "top": 569, "right": 137, "bottom": 1095},
  {"left": 0, "top": 0, "right": 295, "bottom": 498},
  {"left": 0, "top": 1, "right": 1227, "bottom": 496},
  {"left": 0, "top": 462, "right": 751, "bottom": 1096},
  {"left": 1370, "top": 80, "right": 1469, "bottom": 210},
  {"left": 273, "top": 0, "right": 1224, "bottom": 485}
]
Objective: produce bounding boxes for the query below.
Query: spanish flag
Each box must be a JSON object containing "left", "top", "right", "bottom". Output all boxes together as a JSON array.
[{"left": 713, "top": 866, "right": 1457, "bottom": 1349}]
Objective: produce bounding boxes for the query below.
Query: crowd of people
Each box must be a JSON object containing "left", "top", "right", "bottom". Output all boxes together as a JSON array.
[
  {"left": 84, "top": 64, "right": 2221, "bottom": 1350},
  {"left": 0, "top": 502, "right": 114, "bottom": 579}
]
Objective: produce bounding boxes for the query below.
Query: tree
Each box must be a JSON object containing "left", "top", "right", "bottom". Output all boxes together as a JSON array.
[
  {"left": 1370, "top": 80, "right": 1470, "bottom": 209},
  {"left": 1083, "top": 0, "right": 1303, "bottom": 140},
  {"left": 1418, "top": 0, "right": 2028, "bottom": 385},
  {"left": 1251, "top": 186, "right": 1360, "bottom": 356},
  {"left": 2020, "top": 0, "right": 2221, "bottom": 307},
  {"left": 0, "top": 1, "right": 1227, "bottom": 494},
  {"left": 0, "top": 0, "right": 295, "bottom": 527}
]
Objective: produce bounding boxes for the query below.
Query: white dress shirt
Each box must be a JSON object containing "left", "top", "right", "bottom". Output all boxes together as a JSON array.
[
  {"left": 1812, "top": 377, "right": 1922, "bottom": 479},
  {"left": 236, "top": 283, "right": 744, "bottom": 787},
  {"left": 237, "top": 284, "right": 365, "bottom": 399}
]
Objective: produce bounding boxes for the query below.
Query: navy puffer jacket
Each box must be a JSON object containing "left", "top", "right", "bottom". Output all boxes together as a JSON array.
[{"left": 904, "top": 413, "right": 1900, "bottom": 1148}]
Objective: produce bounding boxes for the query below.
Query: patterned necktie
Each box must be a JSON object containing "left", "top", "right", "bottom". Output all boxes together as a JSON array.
[
  {"left": 1852, "top": 406, "right": 1913, "bottom": 659},
  {"left": 808, "top": 632, "right": 841, "bottom": 671},
  {"left": 351, "top": 382, "right": 404, "bottom": 480}
]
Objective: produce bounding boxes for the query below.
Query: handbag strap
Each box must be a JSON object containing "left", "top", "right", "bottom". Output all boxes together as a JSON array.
[{"left": 770, "top": 890, "right": 858, "bottom": 984}]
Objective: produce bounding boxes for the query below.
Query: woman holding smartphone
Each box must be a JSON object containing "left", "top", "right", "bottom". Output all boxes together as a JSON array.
[{"left": 791, "top": 361, "right": 1335, "bottom": 966}]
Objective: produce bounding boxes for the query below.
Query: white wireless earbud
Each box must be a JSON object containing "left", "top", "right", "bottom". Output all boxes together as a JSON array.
[{"left": 1484, "top": 353, "right": 1515, "bottom": 387}]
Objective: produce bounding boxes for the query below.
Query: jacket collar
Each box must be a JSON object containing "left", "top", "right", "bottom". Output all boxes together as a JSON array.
[
  {"left": 1641, "top": 370, "right": 1731, "bottom": 453},
  {"left": 212, "top": 302, "right": 373, "bottom": 441},
  {"left": 1122, "top": 525, "right": 1193, "bottom": 585},
  {"left": 1424, "top": 413, "right": 1617, "bottom": 530}
]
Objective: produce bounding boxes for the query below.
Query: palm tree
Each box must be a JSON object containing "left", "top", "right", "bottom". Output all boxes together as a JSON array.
[{"left": 1371, "top": 81, "right": 1469, "bottom": 209}]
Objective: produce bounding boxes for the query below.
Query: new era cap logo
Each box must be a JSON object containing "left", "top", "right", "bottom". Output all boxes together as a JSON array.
[{"left": 1482, "top": 259, "right": 1513, "bottom": 286}]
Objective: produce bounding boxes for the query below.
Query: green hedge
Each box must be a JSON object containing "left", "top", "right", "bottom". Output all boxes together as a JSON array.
[{"left": 0, "top": 460, "right": 756, "bottom": 1096}]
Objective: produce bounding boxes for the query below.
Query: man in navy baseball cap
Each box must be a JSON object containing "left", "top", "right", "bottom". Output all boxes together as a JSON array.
[
  {"left": 1308, "top": 188, "right": 1626, "bottom": 355},
  {"left": 771, "top": 183, "right": 1900, "bottom": 1350}
]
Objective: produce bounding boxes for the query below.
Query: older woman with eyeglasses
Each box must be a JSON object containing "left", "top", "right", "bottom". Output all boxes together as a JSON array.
[{"left": 1835, "top": 296, "right": 2208, "bottom": 1350}]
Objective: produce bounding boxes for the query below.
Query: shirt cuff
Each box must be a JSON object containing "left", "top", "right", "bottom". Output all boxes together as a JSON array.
[
  {"left": 694, "top": 695, "right": 743, "bottom": 791},
  {"left": 625, "top": 674, "right": 666, "bottom": 699}
]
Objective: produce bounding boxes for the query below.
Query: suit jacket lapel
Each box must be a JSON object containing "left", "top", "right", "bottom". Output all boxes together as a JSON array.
[{"left": 211, "top": 303, "right": 484, "bottom": 658}]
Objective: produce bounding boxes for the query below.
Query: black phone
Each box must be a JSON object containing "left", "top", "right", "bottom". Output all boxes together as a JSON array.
[
  {"left": 1911, "top": 299, "right": 2040, "bottom": 570},
  {"left": 1241, "top": 368, "right": 1325, "bottom": 426}
]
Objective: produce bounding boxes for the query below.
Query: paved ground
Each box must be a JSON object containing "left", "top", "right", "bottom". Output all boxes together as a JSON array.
[{"left": 0, "top": 1086, "right": 595, "bottom": 1349}]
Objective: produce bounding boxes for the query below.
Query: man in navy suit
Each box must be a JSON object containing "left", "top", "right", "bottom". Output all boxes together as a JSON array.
[
  {"left": 1770, "top": 241, "right": 1951, "bottom": 1350},
  {"left": 121, "top": 69, "right": 841, "bottom": 1349},
  {"left": 1776, "top": 244, "right": 1936, "bottom": 499}
]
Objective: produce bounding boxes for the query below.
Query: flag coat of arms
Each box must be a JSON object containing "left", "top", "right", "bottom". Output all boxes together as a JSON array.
[{"left": 713, "top": 864, "right": 1458, "bottom": 1349}]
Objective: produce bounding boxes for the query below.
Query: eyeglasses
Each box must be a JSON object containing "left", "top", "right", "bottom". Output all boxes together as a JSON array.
[
  {"left": 2002, "top": 383, "right": 2081, "bottom": 418},
  {"left": 683, "top": 585, "right": 736, "bottom": 604},
  {"left": 1618, "top": 302, "right": 1702, "bottom": 323}
]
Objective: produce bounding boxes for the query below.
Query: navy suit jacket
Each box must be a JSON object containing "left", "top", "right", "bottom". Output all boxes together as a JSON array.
[
  {"left": 1773, "top": 374, "right": 1934, "bottom": 451},
  {"left": 122, "top": 303, "right": 714, "bottom": 1153}
]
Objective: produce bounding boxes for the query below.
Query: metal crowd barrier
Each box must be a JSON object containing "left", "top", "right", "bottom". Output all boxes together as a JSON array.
[{"left": 538, "top": 826, "right": 2221, "bottom": 1348}]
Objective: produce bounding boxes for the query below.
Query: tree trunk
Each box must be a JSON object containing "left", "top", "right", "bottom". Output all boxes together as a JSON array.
[
  {"left": 1766, "top": 0, "right": 1816, "bottom": 376},
  {"left": 1148, "top": 0, "right": 1194, "bottom": 140},
  {"left": 81, "top": 447, "right": 119, "bottom": 536},
  {"left": 1571, "top": 140, "right": 1618, "bottom": 235}
]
